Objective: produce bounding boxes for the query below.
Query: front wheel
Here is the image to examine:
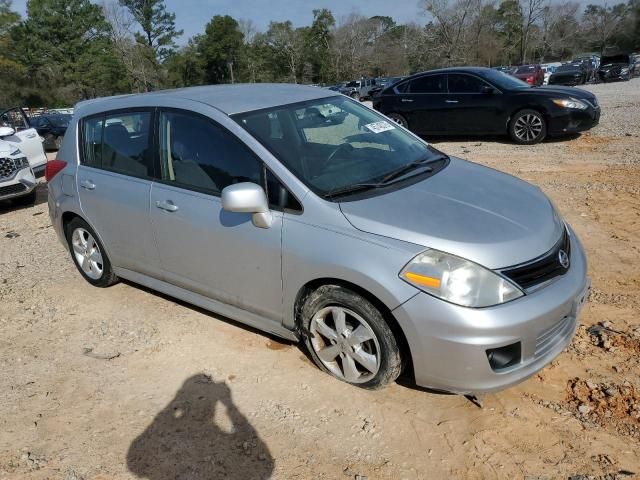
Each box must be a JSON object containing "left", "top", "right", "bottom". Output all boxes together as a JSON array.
[
  {"left": 350, "top": 92, "right": 360, "bottom": 101},
  {"left": 65, "top": 217, "right": 118, "bottom": 287},
  {"left": 509, "top": 109, "right": 547, "bottom": 145},
  {"left": 300, "top": 285, "right": 403, "bottom": 389},
  {"left": 386, "top": 112, "right": 408, "bottom": 129}
]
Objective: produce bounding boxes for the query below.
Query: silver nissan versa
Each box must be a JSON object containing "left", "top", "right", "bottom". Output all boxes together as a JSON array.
[{"left": 47, "top": 84, "right": 590, "bottom": 394}]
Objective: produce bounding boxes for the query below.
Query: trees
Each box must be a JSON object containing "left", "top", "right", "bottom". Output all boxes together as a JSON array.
[
  {"left": 118, "top": 0, "right": 182, "bottom": 61},
  {"left": 197, "top": 15, "right": 244, "bottom": 84},
  {"left": 0, "top": 0, "right": 24, "bottom": 106},
  {"left": 582, "top": 3, "right": 629, "bottom": 54}
]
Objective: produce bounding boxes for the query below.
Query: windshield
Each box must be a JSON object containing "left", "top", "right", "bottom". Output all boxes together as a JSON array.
[
  {"left": 345, "top": 81, "right": 360, "bottom": 87},
  {"left": 481, "top": 69, "right": 529, "bottom": 89},
  {"left": 601, "top": 55, "right": 629, "bottom": 66},
  {"left": 48, "top": 114, "right": 71, "bottom": 127},
  {"left": 234, "top": 96, "right": 446, "bottom": 198},
  {"left": 557, "top": 65, "right": 580, "bottom": 73}
]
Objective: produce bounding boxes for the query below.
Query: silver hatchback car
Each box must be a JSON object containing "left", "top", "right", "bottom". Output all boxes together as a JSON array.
[{"left": 47, "top": 84, "right": 590, "bottom": 394}]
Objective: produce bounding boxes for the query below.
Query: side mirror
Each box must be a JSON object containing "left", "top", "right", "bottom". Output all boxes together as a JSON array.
[
  {"left": 221, "top": 182, "right": 272, "bottom": 229},
  {"left": 0, "top": 126, "right": 16, "bottom": 138},
  {"left": 481, "top": 86, "right": 495, "bottom": 94}
]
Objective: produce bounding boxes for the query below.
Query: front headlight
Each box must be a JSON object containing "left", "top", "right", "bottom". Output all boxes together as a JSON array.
[
  {"left": 9, "top": 147, "right": 21, "bottom": 156},
  {"left": 552, "top": 98, "right": 588, "bottom": 110},
  {"left": 400, "top": 250, "right": 523, "bottom": 307}
]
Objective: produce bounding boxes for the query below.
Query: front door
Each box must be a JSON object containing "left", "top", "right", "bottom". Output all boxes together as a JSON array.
[
  {"left": 77, "top": 110, "right": 162, "bottom": 278},
  {"left": 0, "top": 108, "right": 47, "bottom": 170},
  {"left": 443, "top": 73, "right": 505, "bottom": 134},
  {"left": 149, "top": 109, "right": 283, "bottom": 322}
]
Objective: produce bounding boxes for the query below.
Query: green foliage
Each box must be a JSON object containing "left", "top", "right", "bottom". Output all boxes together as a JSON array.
[
  {"left": 196, "top": 15, "right": 244, "bottom": 84},
  {"left": 119, "top": 0, "right": 182, "bottom": 61}
]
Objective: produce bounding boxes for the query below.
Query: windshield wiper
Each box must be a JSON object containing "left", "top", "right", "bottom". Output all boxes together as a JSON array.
[
  {"left": 378, "top": 156, "right": 440, "bottom": 184},
  {"left": 322, "top": 183, "right": 384, "bottom": 199}
]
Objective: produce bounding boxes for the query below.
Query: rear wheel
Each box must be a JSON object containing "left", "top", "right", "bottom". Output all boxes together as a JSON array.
[
  {"left": 300, "top": 285, "right": 403, "bottom": 389},
  {"left": 54, "top": 135, "right": 62, "bottom": 150},
  {"left": 509, "top": 109, "right": 547, "bottom": 145},
  {"left": 65, "top": 217, "right": 118, "bottom": 287},
  {"left": 350, "top": 92, "right": 360, "bottom": 101},
  {"left": 386, "top": 112, "right": 408, "bottom": 129}
]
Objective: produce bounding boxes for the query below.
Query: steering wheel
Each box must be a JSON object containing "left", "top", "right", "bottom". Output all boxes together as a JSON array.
[{"left": 324, "top": 142, "right": 355, "bottom": 170}]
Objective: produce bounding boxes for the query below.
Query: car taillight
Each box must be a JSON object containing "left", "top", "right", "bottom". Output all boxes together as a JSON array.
[
  {"left": 527, "top": 76, "right": 534, "bottom": 83},
  {"left": 45, "top": 160, "right": 67, "bottom": 182}
]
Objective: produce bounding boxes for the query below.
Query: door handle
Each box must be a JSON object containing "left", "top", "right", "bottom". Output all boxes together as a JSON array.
[
  {"left": 445, "top": 100, "right": 459, "bottom": 104},
  {"left": 401, "top": 98, "right": 414, "bottom": 103},
  {"left": 156, "top": 200, "right": 179, "bottom": 212},
  {"left": 80, "top": 179, "right": 95, "bottom": 190}
]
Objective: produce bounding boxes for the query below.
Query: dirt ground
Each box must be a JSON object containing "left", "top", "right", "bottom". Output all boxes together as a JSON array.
[{"left": 1, "top": 79, "right": 639, "bottom": 480}]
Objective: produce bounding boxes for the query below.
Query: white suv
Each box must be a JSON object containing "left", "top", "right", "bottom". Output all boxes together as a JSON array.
[{"left": 0, "top": 107, "right": 47, "bottom": 205}]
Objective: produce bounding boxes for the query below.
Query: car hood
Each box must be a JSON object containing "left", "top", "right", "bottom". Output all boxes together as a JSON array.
[
  {"left": 339, "top": 158, "right": 564, "bottom": 269},
  {"left": 0, "top": 140, "right": 15, "bottom": 156},
  {"left": 526, "top": 85, "right": 596, "bottom": 102},
  {"left": 599, "top": 63, "right": 629, "bottom": 70}
]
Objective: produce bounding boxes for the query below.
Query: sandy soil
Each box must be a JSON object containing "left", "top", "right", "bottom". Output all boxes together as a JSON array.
[{"left": 1, "top": 79, "right": 639, "bottom": 480}]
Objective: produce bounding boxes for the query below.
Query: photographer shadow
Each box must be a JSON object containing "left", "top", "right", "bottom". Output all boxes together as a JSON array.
[{"left": 127, "top": 374, "right": 274, "bottom": 480}]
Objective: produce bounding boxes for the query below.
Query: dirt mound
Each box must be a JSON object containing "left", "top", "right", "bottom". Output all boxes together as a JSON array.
[{"left": 566, "top": 378, "right": 640, "bottom": 440}]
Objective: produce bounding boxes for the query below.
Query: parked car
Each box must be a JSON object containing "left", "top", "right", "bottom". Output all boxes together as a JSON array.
[
  {"left": 0, "top": 126, "right": 39, "bottom": 205},
  {"left": 548, "top": 64, "right": 587, "bottom": 86},
  {"left": 631, "top": 54, "right": 640, "bottom": 77},
  {"left": 572, "top": 56, "right": 598, "bottom": 82},
  {"left": 368, "top": 76, "right": 405, "bottom": 98},
  {"left": 339, "top": 78, "right": 380, "bottom": 100},
  {"left": 372, "top": 67, "right": 600, "bottom": 144},
  {"left": 513, "top": 64, "right": 544, "bottom": 86},
  {"left": 492, "top": 66, "right": 514, "bottom": 75},
  {"left": 30, "top": 113, "right": 71, "bottom": 151},
  {"left": 48, "top": 84, "right": 590, "bottom": 394},
  {"left": 0, "top": 107, "right": 47, "bottom": 177},
  {"left": 598, "top": 54, "right": 633, "bottom": 82},
  {"left": 324, "top": 83, "right": 345, "bottom": 92},
  {"left": 541, "top": 62, "right": 562, "bottom": 85}
]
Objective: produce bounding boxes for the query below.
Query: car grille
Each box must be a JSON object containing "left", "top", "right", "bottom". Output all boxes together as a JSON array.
[
  {"left": 535, "top": 315, "right": 575, "bottom": 357},
  {"left": 501, "top": 229, "right": 571, "bottom": 290},
  {"left": 0, "top": 157, "right": 19, "bottom": 180},
  {"left": 0, "top": 183, "right": 27, "bottom": 197}
]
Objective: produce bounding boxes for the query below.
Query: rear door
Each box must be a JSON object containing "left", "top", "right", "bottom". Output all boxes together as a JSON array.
[
  {"left": 0, "top": 108, "right": 47, "bottom": 170},
  {"left": 148, "top": 108, "right": 284, "bottom": 323},
  {"left": 395, "top": 74, "right": 448, "bottom": 135},
  {"left": 77, "top": 109, "right": 162, "bottom": 278},
  {"left": 444, "top": 73, "right": 505, "bottom": 134}
]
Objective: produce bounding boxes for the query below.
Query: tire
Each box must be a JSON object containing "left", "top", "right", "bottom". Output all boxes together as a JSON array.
[
  {"left": 300, "top": 285, "right": 403, "bottom": 390},
  {"left": 386, "top": 112, "right": 409, "bottom": 129},
  {"left": 54, "top": 136, "right": 62, "bottom": 150},
  {"left": 12, "top": 189, "right": 36, "bottom": 206},
  {"left": 65, "top": 217, "right": 118, "bottom": 288},
  {"left": 509, "top": 109, "right": 547, "bottom": 145},
  {"left": 350, "top": 92, "right": 360, "bottom": 101}
]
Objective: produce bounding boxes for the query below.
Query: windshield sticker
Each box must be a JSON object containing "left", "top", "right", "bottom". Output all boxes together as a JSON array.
[{"left": 364, "top": 121, "right": 395, "bottom": 133}]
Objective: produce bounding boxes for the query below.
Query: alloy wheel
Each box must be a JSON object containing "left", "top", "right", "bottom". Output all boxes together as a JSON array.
[
  {"left": 71, "top": 227, "right": 104, "bottom": 280},
  {"left": 388, "top": 114, "right": 407, "bottom": 128},
  {"left": 513, "top": 113, "right": 543, "bottom": 142},
  {"left": 309, "top": 306, "right": 381, "bottom": 383}
]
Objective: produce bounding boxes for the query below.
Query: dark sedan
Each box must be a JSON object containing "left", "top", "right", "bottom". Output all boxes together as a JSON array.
[
  {"left": 598, "top": 54, "right": 632, "bottom": 82},
  {"left": 372, "top": 67, "right": 600, "bottom": 144},
  {"left": 548, "top": 64, "right": 587, "bottom": 86},
  {"left": 30, "top": 113, "right": 71, "bottom": 150}
]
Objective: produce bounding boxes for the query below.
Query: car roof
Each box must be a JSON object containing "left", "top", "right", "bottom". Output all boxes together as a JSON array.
[{"left": 75, "top": 83, "right": 338, "bottom": 117}]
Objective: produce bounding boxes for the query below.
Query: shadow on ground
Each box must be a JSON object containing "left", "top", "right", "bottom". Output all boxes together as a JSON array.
[{"left": 127, "top": 374, "right": 274, "bottom": 480}]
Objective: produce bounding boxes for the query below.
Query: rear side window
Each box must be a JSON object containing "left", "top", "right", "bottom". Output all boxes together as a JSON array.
[
  {"left": 158, "top": 110, "right": 261, "bottom": 195},
  {"left": 408, "top": 75, "right": 446, "bottom": 93},
  {"left": 0, "top": 108, "right": 29, "bottom": 131},
  {"left": 81, "top": 111, "right": 153, "bottom": 178}
]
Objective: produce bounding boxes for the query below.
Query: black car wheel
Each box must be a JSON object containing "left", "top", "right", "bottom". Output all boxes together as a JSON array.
[
  {"left": 350, "top": 92, "right": 360, "bottom": 101},
  {"left": 54, "top": 136, "right": 62, "bottom": 150},
  {"left": 509, "top": 109, "right": 547, "bottom": 145},
  {"left": 386, "top": 113, "right": 408, "bottom": 129}
]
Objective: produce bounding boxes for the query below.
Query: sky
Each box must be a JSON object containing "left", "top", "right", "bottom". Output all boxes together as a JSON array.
[{"left": 11, "top": 0, "right": 424, "bottom": 40}]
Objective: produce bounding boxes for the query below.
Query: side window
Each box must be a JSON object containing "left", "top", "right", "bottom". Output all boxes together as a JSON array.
[
  {"left": 395, "top": 81, "right": 409, "bottom": 93},
  {"left": 0, "top": 108, "right": 29, "bottom": 131},
  {"left": 447, "top": 74, "right": 488, "bottom": 93},
  {"left": 102, "top": 112, "right": 153, "bottom": 177},
  {"left": 408, "top": 75, "right": 446, "bottom": 93},
  {"left": 265, "top": 168, "right": 302, "bottom": 212},
  {"left": 82, "top": 116, "right": 105, "bottom": 168},
  {"left": 159, "top": 111, "right": 262, "bottom": 195}
]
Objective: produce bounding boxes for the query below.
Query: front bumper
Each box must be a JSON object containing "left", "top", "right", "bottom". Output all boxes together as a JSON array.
[
  {"left": 548, "top": 107, "right": 600, "bottom": 135},
  {"left": 392, "top": 227, "right": 589, "bottom": 394},
  {"left": 0, "top": 167, "right": 37, "bottom": 201}
]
